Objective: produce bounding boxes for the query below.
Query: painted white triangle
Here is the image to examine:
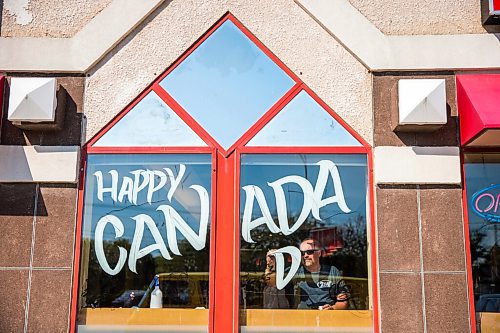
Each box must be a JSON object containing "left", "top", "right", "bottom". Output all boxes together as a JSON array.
[
  {"left": 94, "top": 91, "right": 207, "bottom": 147},
  {"left": 26, "top": 80, "right": 57, "bottom": 119},
  {"left": 399, "top": 79, "right": 440, "bottom": 116},
  {"left": 11, "top": 98, "right": 45, "bottom": 119},
  {"left": 247, "top": 90, "right": 362, "bottom": 147},
  {"left": 399, "top": 79, "right": 446, "bottom": 124}
]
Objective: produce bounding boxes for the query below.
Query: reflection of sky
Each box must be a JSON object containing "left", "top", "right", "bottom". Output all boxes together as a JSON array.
[
  {"left": 160, "top": 20, "right": 294, "bottom": 149},
  {"left": 94, "top": 92, "right": 206, "bottom": 147},
  {"left": 247, "top": 91, "right": 362, "bottom": 147},
  {"left": 465, "top": 160, "right": 500, "bottom": 249},
  {"left": 83, "top": 154, "right": 212, "bottom": 258},
  {"left": 240, "top": 154, "right": 368, "bottom": 235}
]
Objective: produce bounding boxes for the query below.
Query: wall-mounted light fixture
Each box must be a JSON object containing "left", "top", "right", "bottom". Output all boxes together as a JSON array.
[
  {"left": 7, "top": 77, "right": 66, "bottom": 131},
  {"left": 394, "top": 78, "right": 447, "bottom": 132}
]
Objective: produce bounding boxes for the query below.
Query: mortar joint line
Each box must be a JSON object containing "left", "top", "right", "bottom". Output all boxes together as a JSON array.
[
  {"left": 24, "top": 183, "right": 39, "bottom": 333},
  {"left": 417, "top": 186, "right": 428, "bottom": 333}
]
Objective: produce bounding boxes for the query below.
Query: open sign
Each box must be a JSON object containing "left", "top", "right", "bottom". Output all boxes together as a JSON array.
[{"left": 471, "top": 184, "right": 500, "bottom": 222}]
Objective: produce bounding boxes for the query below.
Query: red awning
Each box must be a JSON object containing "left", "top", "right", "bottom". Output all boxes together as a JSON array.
[{"left": 456, "top": 74, "right": 500, "bottom": 147}]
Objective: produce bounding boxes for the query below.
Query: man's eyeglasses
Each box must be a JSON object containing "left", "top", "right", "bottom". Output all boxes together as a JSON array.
[{"left": 301, "top": 249, "right": 320, "bottom": 256}]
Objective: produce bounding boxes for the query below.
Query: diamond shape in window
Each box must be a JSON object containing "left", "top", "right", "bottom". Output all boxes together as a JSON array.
[{"left": 160, "top": 20, "right": 295, "bottom": 150}]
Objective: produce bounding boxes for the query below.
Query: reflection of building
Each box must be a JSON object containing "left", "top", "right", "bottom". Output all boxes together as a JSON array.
[
  {"left": 1, "top": 1, "right": 500, "bottom": 333},
  {"left": 310, "top": 227, "right": 343, "bottom": 256}
]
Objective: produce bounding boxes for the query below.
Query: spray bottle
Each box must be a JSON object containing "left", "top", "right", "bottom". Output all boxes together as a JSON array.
[{"left": 150, "top": 275, "right": 163, "bottom": 308}]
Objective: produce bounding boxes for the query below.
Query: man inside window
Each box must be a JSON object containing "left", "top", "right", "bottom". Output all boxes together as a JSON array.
[{"left": 294, "top": 238, "right": 349, "bottom": 310}]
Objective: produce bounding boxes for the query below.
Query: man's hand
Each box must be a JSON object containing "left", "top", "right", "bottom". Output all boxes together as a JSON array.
[
  {"left": 319, "top": 293, "right": 349, "bottom": 310},
  {"left": 336, "top": 293, "right": 349, "bottom": 302},
  {"left": 318, "top": 304, "right": 335, "bottom": 310},
  {"left": 332, "top": 293, "right": 349, "bottom": 310}
]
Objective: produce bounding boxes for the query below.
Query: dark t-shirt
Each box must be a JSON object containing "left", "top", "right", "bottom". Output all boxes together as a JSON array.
[{"left": 294, "top": 264, "right": 344, "bottom": 309}]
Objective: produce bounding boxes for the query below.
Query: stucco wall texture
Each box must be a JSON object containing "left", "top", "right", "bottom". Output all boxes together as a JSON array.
[
  {"left": 348, "top": 0, "right": 486, "bottom": 35},
  {"left": 1, "top": 0, "right": 112, "bottom": 37},
  {"left": 83, "top": 0, "right": 373, "bottom": 145}
]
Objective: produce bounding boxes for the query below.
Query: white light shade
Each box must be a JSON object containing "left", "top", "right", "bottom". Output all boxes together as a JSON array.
[
  {"left": 398, "top": 79, "right": 447, "bottom": 125},
  {"left": 8, "top": 77, "right": 57, "bottom": 122}
]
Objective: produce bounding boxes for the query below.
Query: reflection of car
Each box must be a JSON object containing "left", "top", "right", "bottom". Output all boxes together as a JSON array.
[
  {"left": 138, "top": 272, "right": 209, "bottom": 308},
  {"left": 111, "top": 290, "right": 146, "bottom": 307},
  {"left": 476, "top": 294, "right": 500, "bottom": 312},
  {"left": 475, "top": 294, "right": 500, "bottom": 333}
]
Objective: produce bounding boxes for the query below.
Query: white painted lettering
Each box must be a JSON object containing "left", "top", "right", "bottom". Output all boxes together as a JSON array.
[
  {"left": 241, "top": 160, "right": 351, "bottom": 242},
  {"left": 128, "top": 214, "right": 172, "bottom": 274},
  {"left": 268, "top": 176, "right": 314, "bottom": 235},
  {"left": 95, "top": 215, "right": 127, "bottom": 275},
  {"left": 157, "top": 184, "right": 210, "bottom": 255},
  {"left": 147, "top": 170, "right": 168, "bottom": 204},
  {"left": 131, "top": 169, "right": 149, "bottom": 205},
  {"left": 270, "top": 246, "right": 301, "bottom": 290},
  {"left": 312, "top": 160, "right": 351, "bottom": 219},
  {"left": 94, "top": 170, "right": 119, "bottom": 202},
  {"left": 117, "top": 175, "right": 134, "bottom": 203},
  {"left": 165, "top": 164, "right": 186, "bottom": 201},
  {"left": 241, "top": 185, "right": 280, "bottom": 243}
]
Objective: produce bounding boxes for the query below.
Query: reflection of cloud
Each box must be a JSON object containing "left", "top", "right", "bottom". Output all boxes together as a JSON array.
[
  {"left": 173, "top": 186, "right": 207, "bottom": 213},
  {"left": 248, "top": 91, "right": 362, "bottom": 147},
  {"left": 94, "top": 92, "right": 205, "bottom": 147},
  {"left": 194, "top": 22, "right": 258, "bottom": 77},
  {"left": 160, "top": 20, "right": 294, "bottom": 150}
]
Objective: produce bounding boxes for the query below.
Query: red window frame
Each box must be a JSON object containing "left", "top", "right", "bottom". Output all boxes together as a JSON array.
[
  {"left": 70, "top": 13, "right": 380, "bottom": 333},
  {"left": 462, "top": 147, "right": 500, "bottom": 333}
]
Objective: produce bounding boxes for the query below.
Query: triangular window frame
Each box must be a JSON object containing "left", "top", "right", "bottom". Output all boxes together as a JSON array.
[{"left": 86, "top": 13, "right": 369, "bottom": 155}]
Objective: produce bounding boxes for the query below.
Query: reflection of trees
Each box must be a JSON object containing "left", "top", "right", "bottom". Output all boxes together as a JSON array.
[
  {"left": 83, "top": 238, "right": 154, "bottom": 307},
  {"left": 240, "top": 217, "right": 317, "bottom": 272},
  {"left": 328, "top": 215, "right": 368, "bottom": 310},
  {"left": 470, "top": 225, "right": 500, "bottom": 297},
  {"left": 330, "top": 215, "right": 367, "bottom": 277},
  {"left": 471, "top": 230, "right": 488, "bottom": 266},
  {"left": 82, "top": 234, "right": 210, "bottom": 308},
  {"left": 153, "top": 235, "right": 210, "bottom": 273},
  {"left": 239, "top": 214, "right": 369, "bottom": 309}
]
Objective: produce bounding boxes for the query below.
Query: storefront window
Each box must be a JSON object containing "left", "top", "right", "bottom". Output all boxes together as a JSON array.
[
  {"left": 465, "top": 154, "right": 500, "bottom": 333},
  {"left": 74, "top": 13, "right": 376, "bottom": 333},
  {"left": 77, "top": 154, "right": 212, "bottom": 332},
  {"left": 239, "top": 154, "right": 372, "bottom": 332}
]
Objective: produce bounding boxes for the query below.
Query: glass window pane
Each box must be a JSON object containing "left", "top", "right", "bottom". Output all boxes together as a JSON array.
[
  {"left": 465, "top": 153, "right": 500, "bottom": 333},
  {"left": 78, "top": 154, "right": 212, "bottom": 332},
  {"left": 247, "top": 91, "right": 362, "bottom": 147},
  {"left": 94, "top": 92, "right": 207, "bottom": 147},
  {"left": 159, "top": 20, "right": 295, "bottom": 149},
  {"left": 239, "top": 154, "right": 372, "bottom": 332}
]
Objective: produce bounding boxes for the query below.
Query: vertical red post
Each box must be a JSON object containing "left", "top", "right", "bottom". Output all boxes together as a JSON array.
[{"left": 213, "top": 151, "right": 239, "bottom": 333}]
